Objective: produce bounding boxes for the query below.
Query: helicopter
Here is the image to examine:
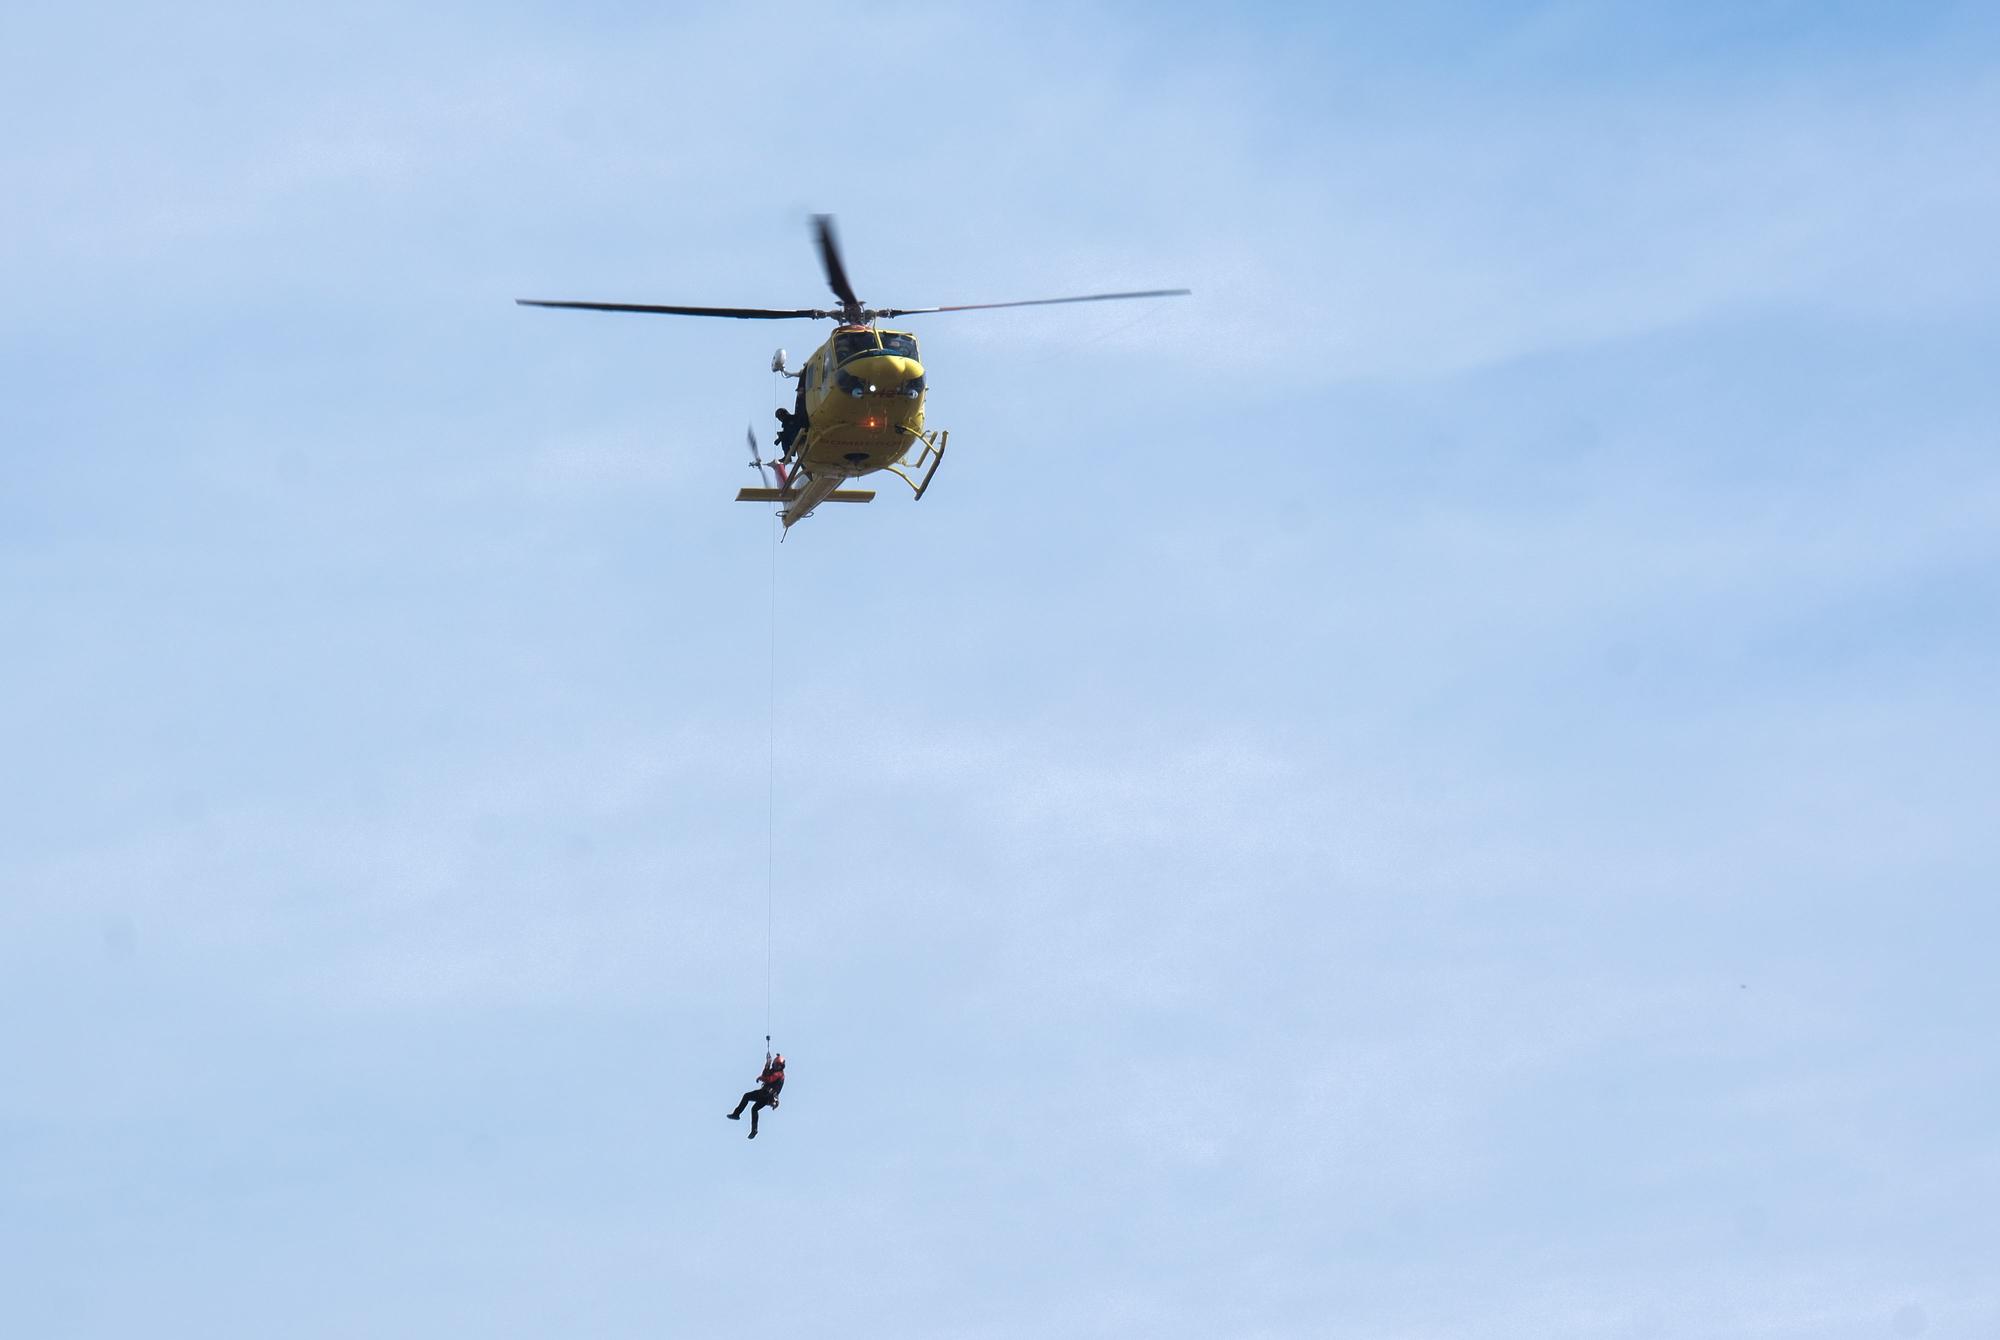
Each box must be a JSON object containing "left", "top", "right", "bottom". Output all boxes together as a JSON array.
[{"left": 517, "top": 216, "right": 1188, "bottom": 529}]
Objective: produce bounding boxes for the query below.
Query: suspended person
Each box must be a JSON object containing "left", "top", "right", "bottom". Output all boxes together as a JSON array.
[{"left": 727, "top": 1051, "right": 785, "bottom": 1139}]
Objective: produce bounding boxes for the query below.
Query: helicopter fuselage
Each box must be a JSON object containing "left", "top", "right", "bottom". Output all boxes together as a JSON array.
[{"left": 787, "top": 325, "right": 927, "bottom": 480}]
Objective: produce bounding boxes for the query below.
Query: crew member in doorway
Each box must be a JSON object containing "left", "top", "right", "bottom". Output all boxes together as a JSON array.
[
  {"left": 774, "top": 384, "right": 809, "bottom": 458},
  {"left": 727, "top": 1051, "right": 785, "bottom": 1139}
]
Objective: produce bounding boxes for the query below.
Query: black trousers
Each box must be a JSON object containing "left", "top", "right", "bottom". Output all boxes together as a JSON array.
[{"left": 731, "top": 1086, "right": 778, "bottom": 1133}]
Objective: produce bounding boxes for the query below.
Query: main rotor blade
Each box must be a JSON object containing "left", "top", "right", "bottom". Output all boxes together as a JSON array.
[
  {"left": 516, "top": 299, "right": 825, "bottom": 319},
  {"left": 876, "top": 289, "right": 1191, "bottom": 318},
  {"left": 813, "top": 215, "right": 861, "bottom": 312}
]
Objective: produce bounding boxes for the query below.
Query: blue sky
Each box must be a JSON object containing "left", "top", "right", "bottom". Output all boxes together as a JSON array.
[{"left": 4, "top": 4, "right": 1999, "bottom": 1337}]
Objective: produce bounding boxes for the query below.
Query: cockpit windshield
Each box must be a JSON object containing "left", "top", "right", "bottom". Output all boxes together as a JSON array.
[
  {"left": 833, "top": 331, "right": 880, "bottom": 363},
  {"left": 832, "top": 331, "right": 921, "bottom": 363}
]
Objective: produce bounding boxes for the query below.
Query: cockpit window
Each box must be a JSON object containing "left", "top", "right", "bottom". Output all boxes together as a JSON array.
[
  {"left": 833, "top": 331, "right": 880, "bottom": 363},
  {"left": 879, "top": 332, "right": 919, "bottom": 359}
]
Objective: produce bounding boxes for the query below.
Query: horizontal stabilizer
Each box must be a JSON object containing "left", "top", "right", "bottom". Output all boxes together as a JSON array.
[{"left": 735, "top": 488, "right": 875, "bottom": 504}]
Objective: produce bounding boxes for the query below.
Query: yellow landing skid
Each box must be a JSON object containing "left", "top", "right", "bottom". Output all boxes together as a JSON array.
[
  {"left": 884, "top": 428, "right": 949, "bottom": 500},
  {"left": 735, "top": 488, "right": 876, "bottom": 504}
]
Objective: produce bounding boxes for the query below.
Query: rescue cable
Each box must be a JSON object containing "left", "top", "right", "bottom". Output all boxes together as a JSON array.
[{"left": 764, "top": 499, "right": 779, "bottom": 1046}]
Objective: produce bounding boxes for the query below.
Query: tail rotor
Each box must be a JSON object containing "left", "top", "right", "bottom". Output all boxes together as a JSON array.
[{"left": 746, "top": 426, "right": 789, "bottom": 491}]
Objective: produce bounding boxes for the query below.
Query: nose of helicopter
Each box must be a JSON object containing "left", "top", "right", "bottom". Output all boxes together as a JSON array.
[{"left": 844, "top": 353, "right": 923, "bottom": 387}]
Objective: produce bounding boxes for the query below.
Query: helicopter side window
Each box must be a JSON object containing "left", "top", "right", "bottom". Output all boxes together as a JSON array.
[{"left": 879, "top": 333, "right": 919, "bottom": 359}]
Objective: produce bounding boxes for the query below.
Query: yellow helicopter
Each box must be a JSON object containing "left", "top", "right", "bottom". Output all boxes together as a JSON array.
[{"left": 518, "top": 216, "right": 1188, "bottom": 529}]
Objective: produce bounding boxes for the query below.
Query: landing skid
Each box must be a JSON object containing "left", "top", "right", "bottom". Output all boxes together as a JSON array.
[{"left": 884, "top": 428, "right": 949, "bottom": 500}]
